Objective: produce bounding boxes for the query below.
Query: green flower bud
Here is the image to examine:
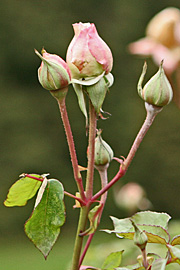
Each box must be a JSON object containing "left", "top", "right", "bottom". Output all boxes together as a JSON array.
[
  {"left": 138, "top": 61, "right": 173, "bottom": 107},
  {"left": 35, "top": 49, "right": 71, "bottom": 91},
  {"left": 94, "top": 131, "right": 114, "bottom": 166},
  {"left": 131, "top": 220, "right": 148, "bottom": 251}
]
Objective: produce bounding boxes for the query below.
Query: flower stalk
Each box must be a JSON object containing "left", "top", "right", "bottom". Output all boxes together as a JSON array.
[
  {"left": 79, "top": 165, "right": 109, "bottom": 266},
  {"left": 71, "top": 206, "right": 90, "bottom": 270},
  {"left": 123, "top": 102, "right": 162, "bottom": 170},
  {"left": 56, "top": 94, "right": 86, "bottom": 202},
  {"left": 85, "top": 101, "right": 97, "bottom": 199}
]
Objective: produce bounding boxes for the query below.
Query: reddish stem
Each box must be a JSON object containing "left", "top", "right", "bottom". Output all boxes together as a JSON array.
[
  {"left": 64, "top": 191, "right": 86, "bottom": 206},
  {"left": 57, "top": 97, "right": 86, "bottom": 202},
  {"left": 79, "top": 233, "right": 94, "bottom": 268},
  {"left": 79, "top": 168, "right": 108, "bottom": 266},
  {"left": 23, "top": 174, "right": 44, "bottom": 182},
  {"left": 123, "top": 104, "right": 161, "bottom": 170},
  {"left": 91, "top": 166, "right": 126, "bottom": 202}
]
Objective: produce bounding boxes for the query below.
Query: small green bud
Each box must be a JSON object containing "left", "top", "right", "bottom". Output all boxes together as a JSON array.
[
  {"left": 138, "top": 61, "right": 173, "bottom": 107},
  {"left": 131, "top": 220, "right": 148, "bottom": 250},
  {"left": 35, "top": 49, "right": 71, "bottom": 91},
  {"left": 94, "top": 130, "right": 114, "bottom": 166}
]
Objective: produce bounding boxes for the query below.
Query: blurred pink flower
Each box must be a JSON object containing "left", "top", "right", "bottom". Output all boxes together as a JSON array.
[
  {"left": 114, "top": 182, "right": 151, "bottom": 214},
  {"left": 129, "top": 7, "right": 180, "bottom": 75}
]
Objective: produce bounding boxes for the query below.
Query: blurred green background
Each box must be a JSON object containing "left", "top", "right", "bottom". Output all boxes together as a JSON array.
[{"left": 1, "top": 0, "right": 180, "bottom": 269}]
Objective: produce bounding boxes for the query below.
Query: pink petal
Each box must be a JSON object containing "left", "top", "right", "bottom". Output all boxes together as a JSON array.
[
  {"left": 152, "top": 44, "right": 180, "bottom": 74},
  {"left": 73, "top": 22, "right": 91, "bottom": 37},
  {"left": 68, "top": 28, "right": 91, "bottom": 72},
  {"left": 43, "top": 52, "right": 71, "bottom": 78},
  {"left": 128, "top": 37, "right": 157, "bottom": 55},
  {"left": 88, "top": 24, "right": 113, "bottom": 73}
]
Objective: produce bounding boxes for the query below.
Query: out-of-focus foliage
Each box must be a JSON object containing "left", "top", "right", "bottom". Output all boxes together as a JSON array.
[{"left": 1, "top": 0, "right": 180, "bottom": 241}]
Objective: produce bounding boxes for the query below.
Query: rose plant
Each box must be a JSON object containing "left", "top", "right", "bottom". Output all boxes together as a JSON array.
[{"left": 4, "top": 20, "right": 180, "bottom": 270}]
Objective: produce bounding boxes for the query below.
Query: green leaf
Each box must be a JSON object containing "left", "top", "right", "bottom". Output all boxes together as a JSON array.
[
  {"left": 24, "top": 179, "right": 66, "bottom": 259},
  {"left": 167, "top": 245, "right": 180, "bottom": 264},
  {"left": 104, "top": 212, "right": 170, "bottom": 244},
  {"left": 73, "top": 83, "right": 88, "bottom": 122},
  {"left": 151, "top": 258, "right": 167, "bottom": 270},
  {"left": 132, "top": 211, "right": 171, "bottom": 230},
  {"left": 101, "top": 251, "right": 123, "bottom": 269},
  {"left": 115, "top": 266, "right": 145, "bottom": 270},
  {"left": 171, "top": 235, "right": 180, "bottom": 246},
  {"left": 4, "top": 174, "right": 42, "bottom": 207},
  {"left": 85, "top": 77, "right": 108, "bottom": 114},
  {"left": 81, "top": 204, "right": 102, "bottom": 236},
  {"left": 88, "top": 204, "right": 102, "bottom": 234}
]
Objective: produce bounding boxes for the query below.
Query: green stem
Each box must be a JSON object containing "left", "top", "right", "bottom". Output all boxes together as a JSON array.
[
  {"left": 85, "top": 101, "right": 97, "bottom": 199},
  {"left": 71, "top": 102, "right": 97, "bottom": 270},
  {"left": 79, "top": 165, "right": 109, "bottom": 266},
  {"left": 97, "top": 166, "right": 108, "bottom": 219},
  {"left": 71, "top": 206, "right": 90, "bottom": 270}
]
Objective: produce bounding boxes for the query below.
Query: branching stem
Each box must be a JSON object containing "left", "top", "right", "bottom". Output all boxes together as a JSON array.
[{"left": 79, "top": 165, "right": 109, "bottom": 266}]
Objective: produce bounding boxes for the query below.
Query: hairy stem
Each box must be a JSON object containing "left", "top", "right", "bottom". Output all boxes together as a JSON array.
[
  {"left": 123, "top": 103, "right": 162, "bottom": 170},
  {"left": 79, "top": 166, "right": 109, "bottom": 266},
  {"left": 57, "top": 97, "right": 86, "bottom": 202},
  {"left": 85, "top": 102, "right": 97, "bottom": 199},
  {"left": 92, "top": 165, "right": 126, "bottom": 202},
  {"left": 71, "top": 102, "right": 97, "bottom": 270}
]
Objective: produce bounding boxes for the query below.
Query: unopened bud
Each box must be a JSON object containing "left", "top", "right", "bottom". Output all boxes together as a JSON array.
[
  {"left": 35, "top": 49, "right": 71, "bottom": 91},
  {"left": 94, "top": 131, "right": 114, "bottom": 166},
  {"left": 138, "top": 61, "right": 173, "bottom": 107},
  {"left": 131, "top": 220, "right": 148, "bottom": 250}
]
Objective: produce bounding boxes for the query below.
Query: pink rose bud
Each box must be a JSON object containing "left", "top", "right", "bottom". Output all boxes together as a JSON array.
[
  {"left": 35, "top": 49, "right": 71, "bottom": 91},
  {"left": 66, "top": 22, "right": 113, "bottom": 79}
]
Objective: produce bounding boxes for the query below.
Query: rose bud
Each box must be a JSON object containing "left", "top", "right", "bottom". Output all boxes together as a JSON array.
[
  {"left": 131, "top": 220, "right": 148, "bottom": 251},
  {"left": 66, "top": 22, "right": 113, "bottom": 79},
  {"left": 94, "top": 131, "right": 114, "bottom": 167},
  {"left": 35, "top": 49, "right": 71, "bottom": 91},
  {"left": 138, "top": 61, "right": 173, "bottom": 107}
]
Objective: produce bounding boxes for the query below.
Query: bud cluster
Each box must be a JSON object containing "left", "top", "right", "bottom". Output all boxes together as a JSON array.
[{"left": 35, "top": 23, "right": 114, "bottom": 113}]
